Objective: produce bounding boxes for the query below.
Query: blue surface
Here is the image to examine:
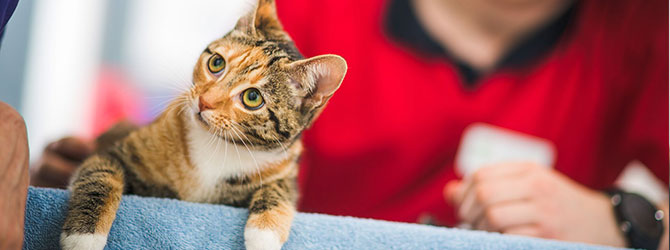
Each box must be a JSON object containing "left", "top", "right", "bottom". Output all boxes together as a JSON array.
[{"left": 24, "top": 187, "right": 623, "bottom": 250}]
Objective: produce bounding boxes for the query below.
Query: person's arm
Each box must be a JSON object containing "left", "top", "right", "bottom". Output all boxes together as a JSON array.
[
  {"left": 29, "top": 137, "right": 93, "bottom": 188},
  {"left": 30, "top": 120, "right": 138, "bottom": 188},
  {"left": 0, "top": 101, "right": 29, "bottom": 250}
]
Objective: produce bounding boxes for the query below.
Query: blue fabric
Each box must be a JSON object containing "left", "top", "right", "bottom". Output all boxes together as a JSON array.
[{"left": 24, "top": 187, "right": 623, "bottom": 250}]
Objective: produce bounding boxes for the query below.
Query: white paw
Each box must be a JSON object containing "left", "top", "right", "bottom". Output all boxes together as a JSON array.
[
  {"left": 244, "top": 227, "right": 282, "bottom": 250},
  {"left": 60, "top": 233, "right": 108, "bottom": 250}
]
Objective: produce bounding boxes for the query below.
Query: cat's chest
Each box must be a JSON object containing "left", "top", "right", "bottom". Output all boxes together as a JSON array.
[{"left": 181, "top": 124, "right": 284, "bottom": 203}]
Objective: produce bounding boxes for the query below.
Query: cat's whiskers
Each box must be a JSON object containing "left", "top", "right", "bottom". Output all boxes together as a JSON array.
[
  {"left": 148, "top": 97, "right": 175, "bottom": 115},
  {"left": 144, "top": 94, "right": 183, "bottom": 100},
  {"left": 161, "top": 84, "right": 190, "bottom": 94},
  {"left": 201, "top": 124, "right": 221, "bottom": 165},
  {"left": 233, "top": 122, "right": 288, "bottom": 159},
  {"left": 229, "top": 121, "right": 261, "bottom": 162},
  {"left": 228, "top": 124, "right": 259, "bottom": 179},
  {"left": 207, "top": 126, "right": 222, "bottom": 150},
  {"left": 223, "top": 129, "right": 230, "bottom": 169},
  {"left": 203, "top": 126, "right": 224, "bottom": 168},
  {"left": 229, "top": 128, "right": 244, "bottom": 179},
  {"left": 152, "top": 62, "right": 192, "bottom": 93},
  {"left": 149, "top": 94, "right": 190, "bottom": 117},
  {"left": 172, "top": 95, "right": 191, "bottom": 107},
  {"left": 228, "top": 122, "right": 260, "bottom": 149},
  {"left": 268, "top": 133, "right": 289, "bottom": 159},
  {"left": 176, "top": 103, "right": 190, "bottom": 118},
  {"left": 147, "top": 84, "right": 190, "bottom": 112},
  {"left": 147, "top": 65, "right": 191, "bottom": 113},
  {"left": 229, "top": 123, "right": 263, "bottom": 185},
  {"left": 174, "top": 94, "right": 194, "bottom": 116}
]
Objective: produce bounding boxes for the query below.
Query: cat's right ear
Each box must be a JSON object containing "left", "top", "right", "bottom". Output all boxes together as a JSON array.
[
  {"left": 289, "top": 54, "right": 347, "bottom": 126},
  {"left": 234, "top": 0, "right": 283, "bottom": 36},
  {"left": 234, "top": 12, "right": 255, "bottom": 35}
]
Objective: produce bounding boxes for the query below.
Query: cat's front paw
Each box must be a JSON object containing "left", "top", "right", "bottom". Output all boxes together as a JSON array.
[
  {"left": 244, "top": 227, "right": 283, "bottom": 250},
  {"left": 60, "top": 233, "right": 108, "bottom": 250}
]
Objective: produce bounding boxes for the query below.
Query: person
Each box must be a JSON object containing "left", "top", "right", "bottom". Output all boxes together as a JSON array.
[
  {"left": 0, "top": 101, "right": 29, "bottom": 250},
  {"left": 275, "top": 0, "right": 669, "bottom": 248},
  {"left": 1, "top": 1, "right": 26, "bottom": 249},
  {"left": 29, "top": 0, "right": 669, "bottom": 249}
]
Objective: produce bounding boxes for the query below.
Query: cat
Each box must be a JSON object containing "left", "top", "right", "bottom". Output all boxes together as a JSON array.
[{"left": 59, "top": 0, "right": 347, "bottom": 249}]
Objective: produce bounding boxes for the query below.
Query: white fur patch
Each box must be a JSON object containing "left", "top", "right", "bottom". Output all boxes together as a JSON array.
[
  {"left": 60, "top": 233, "right": 108, "bottom": 250},
  {"left": 244, "top": 227, "right": 282, "bottom": 250},
  {"left": 184, "top": 111, "right": 286, "bottom": 202}
]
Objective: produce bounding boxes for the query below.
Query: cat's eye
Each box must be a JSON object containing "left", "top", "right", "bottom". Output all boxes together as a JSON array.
[
  {"left": 241, "top": 88, "right": 264, "bottom": 110},
  {"left": 208, "top": 53, "right": 226, "bottom": 74}
]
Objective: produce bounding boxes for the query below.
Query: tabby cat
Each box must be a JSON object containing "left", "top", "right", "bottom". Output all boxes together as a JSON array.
[{"left": 60, "top": 1, "right": 347, "bottom": 249}]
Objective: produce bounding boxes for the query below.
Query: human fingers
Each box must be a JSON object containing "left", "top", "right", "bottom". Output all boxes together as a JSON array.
[
  {"left": 503, "top": 224, "right": 542, "bottom": 238},
  {"left": 48, "top": 137, "right": 95, "bottom": 162},
  {"left": 30, "top": 150, "right": 80, "bottom": 188},
  {"left": 458, "top": 177, "right": 534, "bottom": 224},
  {"left": 444, "top": 180, "right": 463, "bottom": 205},
  {"left": 458, "top": 162, "right": 536, "bottom": 204},
  {"left": 473, "top": 201, "right": 538, "bottom": 232}
]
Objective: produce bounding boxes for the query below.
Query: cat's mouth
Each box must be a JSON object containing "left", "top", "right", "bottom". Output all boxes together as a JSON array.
[
  {"left": 195, "top": 113, "right": 230, "bottom": 140},
  {"left": 194, "top": 112, "right": 246, "bottom": 145},
  {"left": 196, "top": 112, "right": 210, "bottom": 127}
]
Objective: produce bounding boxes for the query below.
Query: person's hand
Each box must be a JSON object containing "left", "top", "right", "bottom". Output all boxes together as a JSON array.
[
  {"left": 444, "top": 162, "right": 627, "bottom": 247},
  {"left": 30, "top": 137, "right": 94, "bottom": 188},
  {"left": 0, "top": 102, "right": 29, "bottom": 250}
]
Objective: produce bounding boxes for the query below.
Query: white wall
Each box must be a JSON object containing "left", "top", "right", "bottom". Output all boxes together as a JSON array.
[
  {"left": 21, "top": 0, "right": 252, "bottom": 160},
  {"left": 22, "top": 0, "right": 108, "bottom": 159},
  {"left": 123, "top": 0, "right": 252, "bottom": 90}
]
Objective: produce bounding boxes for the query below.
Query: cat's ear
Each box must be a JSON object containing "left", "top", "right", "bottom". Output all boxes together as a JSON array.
[
  {"left": 234, "top": 0, "right": 283, "bottom": 36},
  {"left": 289, "top": 54, "right": 347, "bottom": 126}
]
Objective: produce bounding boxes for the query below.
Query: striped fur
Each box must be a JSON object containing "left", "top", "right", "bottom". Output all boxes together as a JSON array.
[{"left": 61, "top": 1, "right": 347, "bottom": 250}]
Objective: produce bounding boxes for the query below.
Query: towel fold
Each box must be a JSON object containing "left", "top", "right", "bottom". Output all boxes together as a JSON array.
[{"left": 23, "top": 187, "right": 621, "bottom": 249}]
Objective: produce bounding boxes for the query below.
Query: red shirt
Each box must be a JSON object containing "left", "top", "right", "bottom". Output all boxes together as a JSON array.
[{"left": 277, "top": 0, "right": 669, "bottom": 225}]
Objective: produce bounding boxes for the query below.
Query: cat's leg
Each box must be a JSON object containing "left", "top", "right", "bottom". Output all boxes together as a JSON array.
[
  {"left": 244, "top": 179, "right": 297, "bottom": 250},
  {"left": 61, "top": 155, "right": 125, "bottom": 250}
]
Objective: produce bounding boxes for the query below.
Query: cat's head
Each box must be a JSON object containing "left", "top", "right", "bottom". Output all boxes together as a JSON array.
[{"left": 185, "top": 0, "right": 346, "bottom": 150}]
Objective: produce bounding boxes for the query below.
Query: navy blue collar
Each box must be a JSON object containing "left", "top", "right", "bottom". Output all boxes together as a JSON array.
[{"left": 385, "top": 0, "right": 577, "bottom": 86}]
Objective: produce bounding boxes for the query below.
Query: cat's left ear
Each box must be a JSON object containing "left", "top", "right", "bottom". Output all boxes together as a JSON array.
[
  {"left": 234, "top": 0, "right": 283, "bottom": 37},
  {"left": 289, "top": 54, "right": 347, "bottom": 126}
]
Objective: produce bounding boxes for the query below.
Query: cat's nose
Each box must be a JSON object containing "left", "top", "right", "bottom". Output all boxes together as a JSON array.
[{"left": 198, "top": 96, "right": 215, "bottom": 111}]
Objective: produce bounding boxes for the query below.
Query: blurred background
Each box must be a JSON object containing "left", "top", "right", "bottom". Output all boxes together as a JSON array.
[
  {"left": 0, "top": 0, "right": 254, "bottom": 160},
  {"left": 0, "top": 0, "right": 666, "bottom": 203}
]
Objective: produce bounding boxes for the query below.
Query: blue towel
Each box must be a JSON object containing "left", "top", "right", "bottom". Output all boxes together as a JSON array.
[{"left": 24, "top": 187, "right": 622, "bottom": 250}]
